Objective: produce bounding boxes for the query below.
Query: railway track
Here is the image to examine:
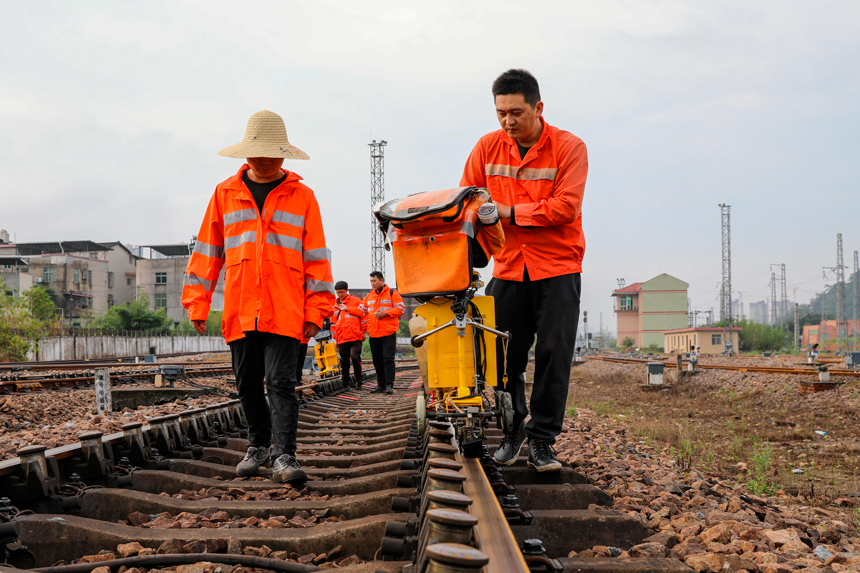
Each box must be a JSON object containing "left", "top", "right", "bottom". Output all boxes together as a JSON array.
[
  {"left": 0, "top": 365, "right": 694, "bottom": 572},
  {"left": 591, "top": 355, "right": 860, "bottom": 378},
  {"left": 0, "top": 352, "right": 231, "bottom": 373}
]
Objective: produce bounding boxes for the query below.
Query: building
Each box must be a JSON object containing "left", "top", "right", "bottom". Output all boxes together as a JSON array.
[
  {"left": 612, "top": 273, "right": 689, "bottom": 348},
  {"left": 0, "top": 256, "right": 33, "bottom": 296},
  {"left": 95, "top": 242, "right": 139, "bottom": 308},
  {"left": 749, "top": 300, "right": 768, "bottom": 324},
  {"left": 137, "top": 244, "right": 225, "bottom": 324},
  {"left": 25, "top": 252, "right": 109, "bottom": 321},
  {"left": 663, "top": 327, "right": 742, "bottom": 354},
  {"left": 802, "top": 319, "right": 860, "bottom": 350}
]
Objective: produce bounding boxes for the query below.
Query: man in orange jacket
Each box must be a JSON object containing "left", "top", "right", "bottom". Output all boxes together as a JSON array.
[
  {"left": 333, "top": 280, "right": 365, "bottom": 389},
  {"left": 182, "top": 110, "right": 335, "bottom": 484},
  {"left": 358, "top": 271, "right": 404, "bottom": 394},
  {"left": 460, "top": 70, "right": 588, "bottom": 472}
]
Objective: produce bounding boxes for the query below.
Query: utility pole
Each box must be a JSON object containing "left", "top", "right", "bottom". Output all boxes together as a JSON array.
[
  {"left": 369, "top": 140, "right": 388, "bottom": 276},
  {"left": 719, "top": 204, "right": 733, "bottom": 353},
  {"left": 599, "top": 312, "right": 603, "bottom": 352},
  {"left": 780, "top": 264, "right": 787, "bottom": 322},
  {"left": 824, "top": 234, "right": 847, "bottom": 353}
]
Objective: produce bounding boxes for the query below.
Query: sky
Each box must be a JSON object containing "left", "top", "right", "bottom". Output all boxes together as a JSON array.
[{"left": 1, "top": 1, "right": 859, "bottom": 336}]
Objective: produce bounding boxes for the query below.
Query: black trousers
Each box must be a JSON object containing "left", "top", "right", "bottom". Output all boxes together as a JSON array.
[
  {"left": 230, "top": 331, "right": 301, "bottom": 457},
  {"left": 487, "top": 271, "right": 580, "bottom": 443},
  {"left": 338, "top": 340, "right": 363, "bottom": 383},
  {"left": 296, "top": 342, "right": 308, "bottom": 386},
  {"left": 369, "top": 333, "right": 396, "bottom": 388}
]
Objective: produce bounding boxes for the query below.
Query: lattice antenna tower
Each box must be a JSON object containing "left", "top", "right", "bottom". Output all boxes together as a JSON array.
[
  {"left": 836, "top": 233, "right": 847, "bottom": 352},
  {"left": 780, "top": 263, "right": 787, "bottom": 321},
  {"left": 719, "top": 204, "right": 733, "bottom": 352},
  {"left": 769, "top": 264, "right": 787, "bottom": 323},
  {"left": 369, "top": 140, "right": 388, "bottom": 275},
  {"left": 616, "top": 278, "right": 626, "bottom": 289}
]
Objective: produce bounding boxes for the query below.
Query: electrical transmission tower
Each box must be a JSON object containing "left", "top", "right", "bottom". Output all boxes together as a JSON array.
[
  {"left": 368, "top": 140, "right": 387, "bottom": 275},
  {"left": 719, "top": 204, "right": 733, "bottom": 353},
  {"left": 837, "top": 234, "right": 847, "bottom": 352},
  {"left": 769, "top": 264, "right": 787, "bottom": 323}
]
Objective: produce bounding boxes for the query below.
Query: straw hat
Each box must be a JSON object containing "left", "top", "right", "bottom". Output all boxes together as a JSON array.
[{"left": 218, "top": 110, "right": 309, "bottom": 160}]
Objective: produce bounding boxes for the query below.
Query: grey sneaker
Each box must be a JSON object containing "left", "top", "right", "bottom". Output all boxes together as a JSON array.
[
  {"left": 236, "top": 446, "right": 270, "bottom": 477},
  {"left": 527, "top": 438, "right": 562, "bottom": 472},
  {"left": 272, "top": 453, "right": 308, "bottom": 485}
]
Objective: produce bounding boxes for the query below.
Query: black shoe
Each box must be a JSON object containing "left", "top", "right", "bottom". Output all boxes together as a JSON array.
[
  {"left": 493, "top": 421, "right": 526, "bottom": 466},
  {"left": 271, "top": 454, "right": 308, "bottom": 484},
  {"left": 370, "top": 385, "right": 385, "bottom": 393},
  {"left": 385, "top": 385, "right": 394, "bottom": 394},
  {"left": 527, "top": 438, "right": 562, "bottom": 472}
]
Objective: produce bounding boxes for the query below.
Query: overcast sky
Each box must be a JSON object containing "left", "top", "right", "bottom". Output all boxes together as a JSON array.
[{"left": 2, "top": 1, "right": 858, "bottom": 335}]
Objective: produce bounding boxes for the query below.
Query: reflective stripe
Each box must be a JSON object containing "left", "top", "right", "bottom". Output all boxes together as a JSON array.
[
  {"left": 272, "top": 210, "right": 305, "bottom": 228},
  {"left": 519, "top": 167, "right": 558, "bottom": 181},
  {"left": 303, "top": 247, "right": 330, "bottom": 263},
  {"left": 485, "top": 164, "right": 558, "bottom": 181},
  {"left": 224, "top": 208, "right": 257, "bottom": 226},
  {"left": 378, "top": 299, "right": 393, "bottom": 304},
  {"left": 485, "top": 164, "right": 517, "bottom": 178},
  {"left": 306, "top": 278, "right": 336, "bottom": 295},
  {"left": 225, "top": 231, "right": 257, "bottom": 250},
  {"left": 193, "top": 240, "right": 224, "bottom": 259},
  {"left": 184, "top": 272, "right": 214, "bottom": 291},
  {"left": 266, "top": 233, "right": 302, "bottom": 253},
  {"left": 462, "top": 221, "right": 475, "bottom": 238}
]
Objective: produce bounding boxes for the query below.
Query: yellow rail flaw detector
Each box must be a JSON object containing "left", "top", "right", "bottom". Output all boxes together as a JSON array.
[
  {"left": 314, "top": 318, "right": 342, "bottom": 380},
  {"left": 374, "top": 186, "right": 513, "bottom": 457}
]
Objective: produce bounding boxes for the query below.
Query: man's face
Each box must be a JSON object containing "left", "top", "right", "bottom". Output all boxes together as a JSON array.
[
  {"left": 336, "top": 289, "right": 348, "bottom": 301},
  {"left": 495, "top": 94, "right": 543, "bottom": 143},
  {"left": 246, "top": 157, "right": 285, "bottom": 180},
  {"left": 370, "top": 276, "right": 384, "bottom": 291}
]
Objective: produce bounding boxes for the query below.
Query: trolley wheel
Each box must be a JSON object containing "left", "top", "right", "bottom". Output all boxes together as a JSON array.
[
  {"left": 499, "top": 391, "right": 514, "bottom": 435},
  {"left": 416, "top": 393, "right": 427, "bottom": 435}
]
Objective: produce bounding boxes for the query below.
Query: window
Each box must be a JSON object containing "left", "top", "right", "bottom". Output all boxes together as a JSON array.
[
  {"left": 73, "top": 268, "right": 80, "bottom": 283},
  {"left": 1, "top": 264, "right": 10, "bottom": 270},
  {"left": 711, "top": 334, "right": 722, "bottom": 345},
  {"left": 155, "top": 294, "right": 167, "bottom": 308},
  {"left": 810, "top": 329, "right": 817, "bottom": 336},
  {"left": 155, "top": 272, "right": 167, "bottom": 285},
  {"left": 43, "top": 267, "right": 53, "bottom": 282},
  {"left": 107, "top": 294, "right": 115, "bottom": 308},
  {"left": 107, "top": 272, "right": 114, "bottom": 288},
  {"left": 129, "top": 255, "right": 134, "bottom": 264},
  {"left": 89, "top": 252, "right": 98, "bottom": 260},
  {"left": 620, "top": 295, "right": 633, "bottom": 311},
  {"left": 127, "top": 277, "right": 133, "bottom": 286},
  {"left": 88, "top": 270, "right": 92, "bottom": 284},
  {"left": 81, "top": 269, "right": 87, "bottom": 282}
]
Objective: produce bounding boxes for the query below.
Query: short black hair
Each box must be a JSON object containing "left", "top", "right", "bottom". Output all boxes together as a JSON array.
[
  {"left": 335, "top": 281, "right": 348, "bottom": 291},
  {"left": 370, "top": 271, "right": 384, "bottom": 281},
  {"left": 492, "top": 69, "right": 541, "bottom": 107}
]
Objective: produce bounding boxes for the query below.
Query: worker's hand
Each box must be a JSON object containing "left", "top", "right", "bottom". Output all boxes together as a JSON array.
[
  {"left": 495, "top": 203, "right": 512, "bottom": 220},
  {"left": 191, "top": 320, "right": 206, "bottom": 334},
  {"left": 375, "top": 309, "right": 388, "bottom": 319},
  {"left": 303, "top": 322, "right": 320, "bottom": 339},
  {"left": 336, "top": 303, "right": 348, "bottom": 311}
]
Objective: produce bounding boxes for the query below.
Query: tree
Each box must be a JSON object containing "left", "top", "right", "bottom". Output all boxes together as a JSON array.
[
  {"left": 0, "top": 280, "right": 61, "bottom": 361},
  {"left": 621, "top": 337, "right": 635, "bottom": 348},
  {"left": 734, "top": 319, "right": 788, "bottom": 352},
  {"left": 92, "top": 291, "right": 173, "bottom": 331},
  {"left": 205, "top": 311, "right": 223, "bottom": 334},
  {"left": 23, "top": 287, "right": 58, "bottom": 322}
]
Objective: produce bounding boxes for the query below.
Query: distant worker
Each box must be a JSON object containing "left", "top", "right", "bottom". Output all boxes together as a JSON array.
[
  {"left": 360, "top": 271, "right": 404, "bottom": 394},
  {"left": 182, "top": 110, "right": 335, "bottom": 484},
  {"left": 460, "top": 69, "right": 588, "bottom": 472},
  {"left": 333, "top": 281, "right": 366, "bottom": 389}
]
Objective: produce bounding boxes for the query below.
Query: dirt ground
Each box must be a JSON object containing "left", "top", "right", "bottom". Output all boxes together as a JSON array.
[{"left": 564, "top": 358, "right": 860, "bottom": 509}]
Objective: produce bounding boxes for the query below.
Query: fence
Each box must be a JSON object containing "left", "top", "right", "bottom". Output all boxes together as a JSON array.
[{"left": 23, "top": 333, "right": 228, "bottom": 361}]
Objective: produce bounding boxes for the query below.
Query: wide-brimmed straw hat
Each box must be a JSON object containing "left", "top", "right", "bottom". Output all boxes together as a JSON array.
[{"left": 218, "top": 110, "right": 310, "bottom": 160}]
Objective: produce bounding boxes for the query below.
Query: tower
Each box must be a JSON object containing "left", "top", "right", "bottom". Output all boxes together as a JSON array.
[
  {"left": 854, "top": 251, "right": 859, "bottom": 348},
  {"left": 836, "top": 233, "right": 847, "bottom": 351},
  {"left": 719, "top": 204, "right": 733, "bottom": 352},
  {"left": 369, "top": 140, "right": 387, "bottom": 275}
]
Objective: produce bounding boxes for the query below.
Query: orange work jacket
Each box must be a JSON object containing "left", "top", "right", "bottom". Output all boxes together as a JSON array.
[
  {"left": 460, "top": 117, "right": 588, "bottom": 281},
  {"left": 360, "top": 285, "right": 405, "bottom": 338},
  {"left": 333, "top": 294, "right": 365, "bottom": 344},
  {"left": 182, "top": 165, "right": 335, "bottom": 344}
]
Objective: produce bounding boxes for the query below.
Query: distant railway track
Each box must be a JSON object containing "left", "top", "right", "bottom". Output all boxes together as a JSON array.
[
  {"left": 0, "top": 351, "right": 230, "bottom": 372},
  {"left": 590, "top": 355, "right": 860, "bottom": 377}
]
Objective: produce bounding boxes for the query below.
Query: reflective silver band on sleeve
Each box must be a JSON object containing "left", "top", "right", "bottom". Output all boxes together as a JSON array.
[
  {"left": 193, "top": 241, "right": 224, "bottom": 259},
  {"left": 184, "top": 272, "right": 214, "bottom": 291},
  {"left": 303, "top": 247, "right": 330, "bottom": 263},
  {"left": 306, "top": 278, "right": 336, "bottom": 295}
]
